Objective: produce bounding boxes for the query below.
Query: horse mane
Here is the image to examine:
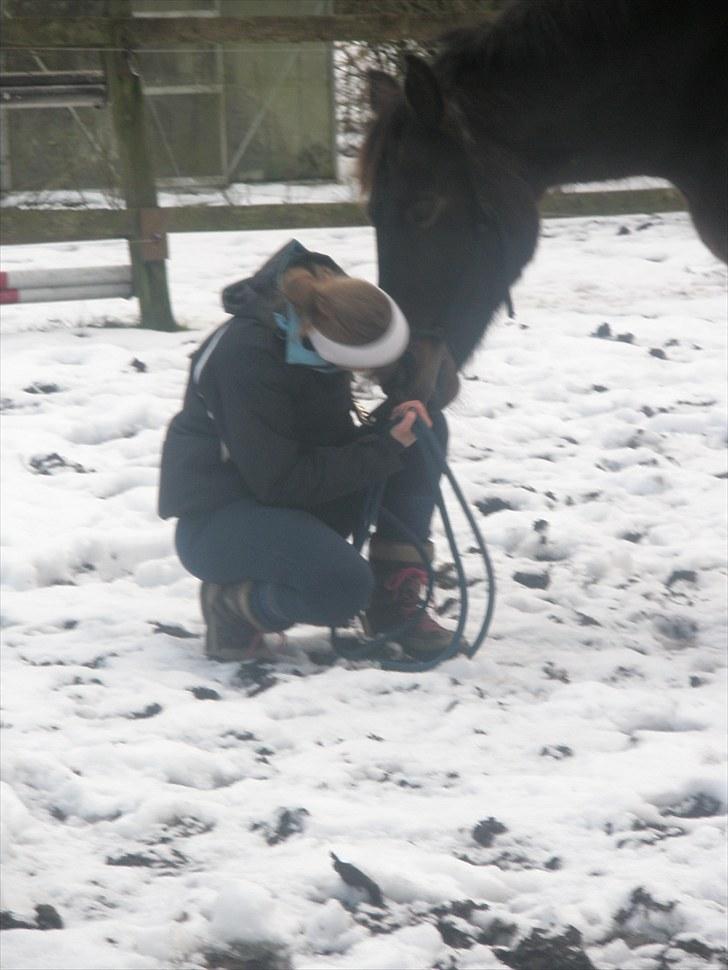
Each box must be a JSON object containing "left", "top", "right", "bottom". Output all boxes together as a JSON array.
[
  {"left": 359, "top": 0, "right": 643, "bottom": 192},
  {"left": 358, "top": 100, "right": 404, "bottom": 197},
  {"left": 435, "top": 0, "right": 677, "bottom": 86},
  {"left": 359, "top": 0, "right": 700, "bottom": 194}
]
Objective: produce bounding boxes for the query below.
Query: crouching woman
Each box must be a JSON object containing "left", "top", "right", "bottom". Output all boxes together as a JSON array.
[{"left": 158, "top": 239, "right": 454, "bottom": 661}]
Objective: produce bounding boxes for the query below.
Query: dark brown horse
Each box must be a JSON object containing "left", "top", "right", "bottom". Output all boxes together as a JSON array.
[{"left": 360, "top": 0, "right": 728, "bottom": 407}]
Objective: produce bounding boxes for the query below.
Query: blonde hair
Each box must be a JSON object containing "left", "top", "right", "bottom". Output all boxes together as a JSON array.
[{"left": 280, "top": 266, "right": 391, "bottom": 347}]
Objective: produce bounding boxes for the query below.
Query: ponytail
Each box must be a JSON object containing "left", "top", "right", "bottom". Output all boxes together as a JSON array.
[
  {"left": 279, "top": 266, "right": 320, "bottom": 322},
  {"left": 280, "top": 266, "right": 390, "bottom": 347}
]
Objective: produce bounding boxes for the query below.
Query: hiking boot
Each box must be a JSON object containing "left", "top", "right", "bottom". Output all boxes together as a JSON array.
[
  {"left": 200, "top": 580, "right": 269, "bottom": 662},
  {"left": 365, "top": 538, "right": 466, "bottom": 658}
]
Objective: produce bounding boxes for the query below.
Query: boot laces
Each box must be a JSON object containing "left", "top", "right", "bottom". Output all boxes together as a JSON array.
[
  {"left": 384, "top": 566, "right": 426, "bottom": 611},
  {"left": 384, "top": 567, "right": 445, "bottom": 634}
]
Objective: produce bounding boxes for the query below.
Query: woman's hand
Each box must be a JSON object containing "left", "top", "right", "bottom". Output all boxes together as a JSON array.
[{"left": 389, "top": 400, "right": 432, "bottom": 448}]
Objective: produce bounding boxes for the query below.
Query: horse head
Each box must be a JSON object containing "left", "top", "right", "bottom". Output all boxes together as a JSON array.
[{"left": 361, "top": 55, "right": 540, "bottom": 409}]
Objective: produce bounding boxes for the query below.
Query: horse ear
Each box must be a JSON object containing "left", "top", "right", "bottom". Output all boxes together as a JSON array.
[
  {"left": 367, "top": 70, "right": 401, "bottom": 116},
  {"left": 403, "top": 54, "right": 444, "bottom": 130}
]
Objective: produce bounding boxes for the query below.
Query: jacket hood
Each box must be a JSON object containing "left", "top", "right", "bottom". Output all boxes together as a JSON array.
[{"left": 221, "top": 239, "right": 345, "bottom": 317}]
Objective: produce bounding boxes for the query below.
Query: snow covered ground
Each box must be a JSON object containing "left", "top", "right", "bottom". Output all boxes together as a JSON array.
[{"left": 1, "top": 211, "right": 726, "bottom": 970}]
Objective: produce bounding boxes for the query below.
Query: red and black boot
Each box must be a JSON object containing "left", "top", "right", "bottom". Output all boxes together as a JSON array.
[{"left": 364, "top": 538, "right": 466, "bottom": 658}]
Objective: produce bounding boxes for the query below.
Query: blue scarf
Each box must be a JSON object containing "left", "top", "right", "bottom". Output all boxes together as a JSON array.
[{"left": 274, "top": 302, "right": 337, "bottom": 372}]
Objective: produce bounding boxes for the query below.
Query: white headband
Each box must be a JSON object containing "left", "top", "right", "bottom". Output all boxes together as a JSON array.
[{"left": 308, "top": 291, "right": 410, "bottom": 369}]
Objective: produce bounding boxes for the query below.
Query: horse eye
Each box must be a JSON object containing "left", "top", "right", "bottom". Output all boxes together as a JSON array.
[{"left": 407, "top": 196, "right": 444, "bottom": 228}]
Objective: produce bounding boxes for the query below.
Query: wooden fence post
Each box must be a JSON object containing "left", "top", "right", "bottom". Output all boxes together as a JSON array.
[{"left": 104, "top": 0, "right": 176, "bottom": 331}]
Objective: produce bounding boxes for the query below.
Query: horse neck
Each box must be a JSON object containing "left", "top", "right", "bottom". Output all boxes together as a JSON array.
[{"left": 457, "top": 78, "right": 668, "bottom": 195}]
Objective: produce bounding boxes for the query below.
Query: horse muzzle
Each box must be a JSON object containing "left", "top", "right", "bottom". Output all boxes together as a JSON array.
[{"left": 375, "top": 337, "right": 460, "bottom": 410}]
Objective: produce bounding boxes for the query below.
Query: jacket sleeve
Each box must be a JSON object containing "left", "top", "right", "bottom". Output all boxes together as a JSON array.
[{"left": 199, "top": 341, "right": 405, "bottom": 508}]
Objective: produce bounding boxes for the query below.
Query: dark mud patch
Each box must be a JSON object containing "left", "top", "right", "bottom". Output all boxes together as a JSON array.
[
  {"left": 128, "top": 703, "right": 163, "bottom": 720},
  {"left": 513, "top": 570, "right": 550, "bottom": 590},
  {"left": 331, "top": 852, "right": 385, "bottom": 908},
  {"left": 476, "top": 497, "right": 516, "bottom": 517},
  {"left": 472, "top": 817, "right": 508, "bottom": 847},
  {"left": 252, "top": 808, "right": 310, "bottom": 846},
  {"left": 1, "top": 905, "right": 63, "bottom": 931},
  {"left": 540, "top": 745, "right": 573, "bottom": 759},
  {"left": 189, "top": 686, "right": 221, "bottom": 701},
  {"left": 660, "top": 792, "right": 723, "bottom": 819},
  {"left": 24, "top": 382, "right": 62, "bottom": 395},
  {"left": 495, "top": 926, "right": 595, "bottom": 970},
  {"left": 151, "top": 621, "right": 197, "bottom": 639},
  {"left": 106, "top": 848, "right": 188, "bottom": 869},
  {"left": 233, "top": 661, "right": 279, "bottom": 697},
  {"left": 29, "top": 453, "right": 93, "bottom": 475},
  {"left": 202, "top": 942, "right": 292, "bottom": 970}
]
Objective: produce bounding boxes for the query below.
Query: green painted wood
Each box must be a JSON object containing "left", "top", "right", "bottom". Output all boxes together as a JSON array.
[
  {"left": 540, "top": 188, "right": 685, "bottom": 217},
  {"left": 104, "top": 0, "right": 176, "bottom": 331},
  {"left": 1, "top": 13, "right": 492, "bottom": 49},
  {"left": 0, "top": 203, "right": 365, "bottom": 244},
  {"left": 219, "top": 1, "right": 335, "bottom": 183},
  {"left": 222, "top": 8, "right": 324, "bottom": 181},
  {"left": 0, "top": 189, "right": 686, "bottom": 246},
  {"left": 2, "top": 18, "right": 118, "bottom": 50},
  {"left": 166, "top": 201, "right": 369, "bottom": 232},
  {"left": 1, "top": 208, "right": 133, "bottom": 243}
]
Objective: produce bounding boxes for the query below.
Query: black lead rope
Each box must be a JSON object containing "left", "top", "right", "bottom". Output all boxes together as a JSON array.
[{"left": 330, "top": 415, "right": 496, "bottom": 672}]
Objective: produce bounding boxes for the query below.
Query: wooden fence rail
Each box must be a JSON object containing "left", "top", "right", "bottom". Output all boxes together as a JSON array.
[
  {"left": 1, "top": 189, "right": 685, "bottom": 247},
  {"left": 2, "top": 14, "right": 491, "bottom": 50}
]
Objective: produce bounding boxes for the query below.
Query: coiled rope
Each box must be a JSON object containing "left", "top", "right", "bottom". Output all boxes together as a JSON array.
[{"left": 331, "top": 413, "right": 496, "bottom": 672}]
